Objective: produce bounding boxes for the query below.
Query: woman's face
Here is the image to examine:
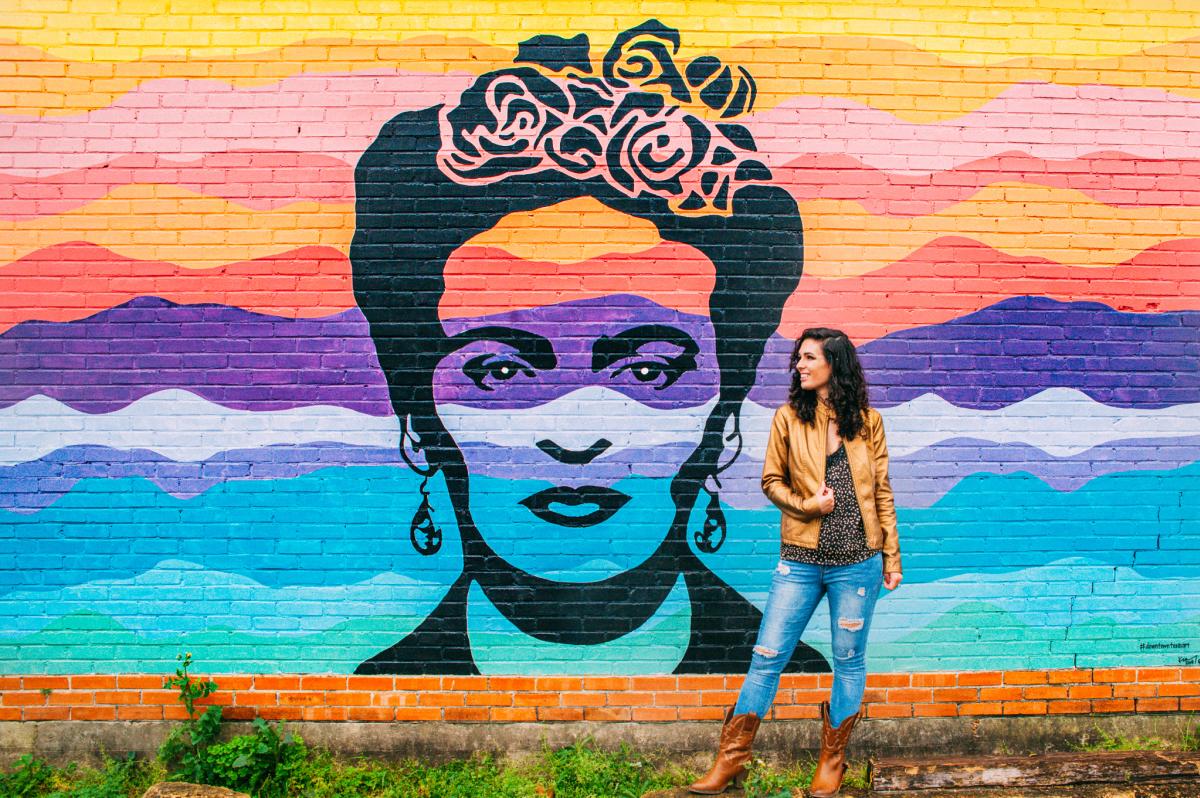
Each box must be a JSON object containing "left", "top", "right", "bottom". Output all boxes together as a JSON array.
[
  {"left": 431, "top": 199, "right": 721, "bottom": 582},
  {"left": 795, "top": 338, "right": 832, "bottom": 394}
]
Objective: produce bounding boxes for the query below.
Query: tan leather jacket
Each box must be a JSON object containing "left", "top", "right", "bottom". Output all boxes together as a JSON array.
[{"left": 761, "top": 401, "right": 901, "bottom": 574}]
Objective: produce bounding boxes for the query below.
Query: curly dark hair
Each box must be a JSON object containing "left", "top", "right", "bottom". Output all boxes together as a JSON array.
[
  {"left": 352, "top": 22, "right": 803, "bottom": 519},
  {"left": 788, "top": 328, "right": 870, "bottom": 440}
]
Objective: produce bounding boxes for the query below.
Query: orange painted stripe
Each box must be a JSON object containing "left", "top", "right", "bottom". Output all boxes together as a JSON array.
[
  {"left": 440, "top": 242, "right": 715, "bottom": 320},
  {"left": 3, "top": 236, "right": 1194, "bottom": 337},
  {"left": 0, "top": 242, "right": 352, "bottom": 332},
  {"left": 780, "top": 236, "right": 1200, "bottom": 342}
]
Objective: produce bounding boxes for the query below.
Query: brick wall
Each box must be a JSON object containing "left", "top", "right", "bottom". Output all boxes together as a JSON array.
[
  {"left": 4, "top": 669, "right": 1199, "bottom": 724},
  {"left": 1, "top": 2, "right": 1198, "bottom": 723}
]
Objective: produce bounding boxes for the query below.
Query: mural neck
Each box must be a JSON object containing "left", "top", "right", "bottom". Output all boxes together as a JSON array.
[{"left": 464, "top": 542, "right": 686, "bottom": 646}]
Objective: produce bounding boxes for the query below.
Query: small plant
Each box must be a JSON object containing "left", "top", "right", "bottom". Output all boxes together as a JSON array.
[
  {"left": 741, "top": 756, "right": 811, "bottom": 798},
  {"left": 539, "top": 738, "right": 683, "bottom": 798},
  {"left": 157, "top": 653, "right": 305, "bottom": 796},
  {"left": 53, "top": 753, "right": 157, "bottom": 798},
  {"left": 1181, "top": 716, "right": 1199, "bottom": 751},
  {"left": 158, "top": 652, "right": 223, "bottom": 784},
  {"left": 203, "top": 717, "right": 306, "bottom": 798},
  {"left": 0, "top": 754, "right": 55, "bottom": 797}
]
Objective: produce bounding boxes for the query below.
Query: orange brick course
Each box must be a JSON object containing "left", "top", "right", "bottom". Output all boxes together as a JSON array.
[{"left": 2, "top": 668, "right": 1198, "bottom": 722}]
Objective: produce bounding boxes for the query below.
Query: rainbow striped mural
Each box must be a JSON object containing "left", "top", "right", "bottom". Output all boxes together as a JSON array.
[{"left": 1, "top": 2, "right": 1197, "bottom": 675}]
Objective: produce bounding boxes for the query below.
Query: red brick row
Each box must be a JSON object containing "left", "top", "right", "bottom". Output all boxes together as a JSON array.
[{"left": 1, "top": 669, "right": 1196, "bottom": 723}]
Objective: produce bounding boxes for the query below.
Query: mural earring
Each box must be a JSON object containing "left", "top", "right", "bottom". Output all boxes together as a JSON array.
[
  {"left": 693, "top": 479, "right": 727, "bottom": 554},
  {"left": 410, "top": 475, "right": 443, "bottom": 556}
]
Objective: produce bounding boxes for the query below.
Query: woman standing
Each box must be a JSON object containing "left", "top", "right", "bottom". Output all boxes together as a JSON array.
[{"left": 690, "top": 328, "right": 902, "bottom": 797}]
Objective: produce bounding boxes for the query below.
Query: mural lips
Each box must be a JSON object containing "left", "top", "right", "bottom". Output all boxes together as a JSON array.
[{"left": 518, "top": 485, "right": 632, "bottom": 527}]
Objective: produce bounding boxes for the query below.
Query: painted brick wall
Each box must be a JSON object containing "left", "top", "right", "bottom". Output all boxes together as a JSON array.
[{"left": 1, "top": 2, "right": 1198, "bottom": 718}]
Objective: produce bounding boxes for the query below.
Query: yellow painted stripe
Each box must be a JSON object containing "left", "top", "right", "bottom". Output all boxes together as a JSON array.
[
  {"left": 6, "top": 35, "right": 1200, "bottom": 120},
  {"left": 5, "top": 0, "right": 1198, "bottom": 64},
  {"left": 0, "top": 38, "right": 513, "bottom": 116},
  {"left": 0, "top": 184, "right": 353, "bottom": 270},
  {"left": 799, "top": 183, "right": 1200, "bottom": 277},
  {"left": 464, "top": 198, "right": 664, "bottom": 265}
]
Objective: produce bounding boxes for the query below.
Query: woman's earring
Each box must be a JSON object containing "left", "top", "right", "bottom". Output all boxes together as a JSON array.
[
  {"left": 410, "top": 475, "right": 443, "bottom": 556},
  {"left": 693, "top": 483, "right": 727, "bottom": 554}
]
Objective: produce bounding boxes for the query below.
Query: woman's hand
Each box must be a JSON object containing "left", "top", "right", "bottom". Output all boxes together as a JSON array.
[
  {"left": 883, "top": 571, "right": 902, "bottom": 591},
  {"left": 815, "top": 483, "right": 835, "bottom": 515}
]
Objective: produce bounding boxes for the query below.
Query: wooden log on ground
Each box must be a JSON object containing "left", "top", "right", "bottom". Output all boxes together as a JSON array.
[{"left": 870, "top": 750, "right": 1200, "bottom": 792}]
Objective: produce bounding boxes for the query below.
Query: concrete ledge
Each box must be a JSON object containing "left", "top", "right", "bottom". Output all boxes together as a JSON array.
[{"left": 3, "top": 713, "right": 1195, "bottom": 766}]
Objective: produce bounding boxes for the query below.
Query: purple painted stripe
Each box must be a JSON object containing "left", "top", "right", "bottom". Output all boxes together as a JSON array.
[
  {"left": 0, "top": 440, "right": 703, "bottom": 512},
  {"left": 434, "top": 295, "right": 719, "bottom": 409},
  {"left": 885, "top": 435, "right": 1200, "bottom": 507},
  {"left": 5, "top": 296, "right": 1198, "bottom": 416},
  {"left": 0, "top": 297, "right": 395, "bottom": 416},
  {"left": 750, "top": 297, "right": 1200, "bottom": 410},
  {"left": 6, "top": 434, "right": 1198, "bottom": 514},
  {"left": 0, "top": 443, "right": 404, "bottom": 512}
]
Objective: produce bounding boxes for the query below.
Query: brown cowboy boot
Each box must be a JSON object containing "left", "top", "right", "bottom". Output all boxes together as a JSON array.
[
  {"left": 688, "top": 707, "right": 762, "bottom": 794},
  {"left": 807, "top": 701, "right": 859, "bottom": 797}
]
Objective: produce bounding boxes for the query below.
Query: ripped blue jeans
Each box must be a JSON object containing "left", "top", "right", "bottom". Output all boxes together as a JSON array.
[{"left": 733, "top": 553, "right": 883, "bottom": 726}]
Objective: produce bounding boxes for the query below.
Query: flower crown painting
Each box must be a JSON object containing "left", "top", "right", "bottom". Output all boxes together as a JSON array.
[{"left": 349, "top": 20, "right": 821, "bottom": 675}]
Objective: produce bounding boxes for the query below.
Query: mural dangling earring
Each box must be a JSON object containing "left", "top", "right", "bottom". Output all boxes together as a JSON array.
[
  {"left": 410, "top": 475, "right": 443, "bottom": 556},
  {"left": 693, "top": 476, "right": 727, "bottom": 554}
]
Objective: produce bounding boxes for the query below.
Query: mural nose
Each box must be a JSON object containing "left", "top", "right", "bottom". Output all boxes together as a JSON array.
[{"left": 536, "top": 438, "right": 614, "bottom": 465}]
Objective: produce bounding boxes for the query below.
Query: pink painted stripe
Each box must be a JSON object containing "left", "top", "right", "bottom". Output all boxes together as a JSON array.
[
  {"left": 748, "top": 82, "right": 1200, "bottom": 175},
  {"left": 4, "top": 79, "right": 1200, "bottom": 179},
  {"left": 0, "top": 71, "right": 472, "bottom": 177},
  {"left": 0, "top": 151, "right": 354, "bottom": 219},
  {"left": 779, "top": 151, "right": 1200, "bottom": 215}
]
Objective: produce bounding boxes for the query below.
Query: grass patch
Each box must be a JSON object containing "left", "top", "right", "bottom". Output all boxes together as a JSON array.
[
  {"left": 741, "top": 758, "right": 869, "bottom": 798},
  {"left": 1074, "top": 717, "right": 1200, "bottom": 753},
  {"left": 1, "top": 741, "right": 867, "bottom": 798}
]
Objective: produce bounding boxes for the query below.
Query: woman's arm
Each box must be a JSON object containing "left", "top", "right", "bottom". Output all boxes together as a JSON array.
[
  {"left": 869, "top": 410, "right": 902, "bottom": 577},
  {"left": 761, "top": 406, "right": 823, "bottom": 521}
]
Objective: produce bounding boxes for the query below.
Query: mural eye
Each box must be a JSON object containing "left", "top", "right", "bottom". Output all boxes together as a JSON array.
[
  {"left": 463, "top": 354, "right": 534, "bottom": 391},
  {"left": 613, "top": 359, "right": 687, "bottom": 389}
]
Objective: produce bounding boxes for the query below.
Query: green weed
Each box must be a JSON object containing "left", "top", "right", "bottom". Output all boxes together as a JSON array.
[
  {"left": 1074, "top": 727, "right": 1171, "bottom": 752},
  {"left": 0, "top": 754, "right": 55, "bottom": 797},
  {"left": 155, "top": 653, "right": 306, "bottom": 795}
]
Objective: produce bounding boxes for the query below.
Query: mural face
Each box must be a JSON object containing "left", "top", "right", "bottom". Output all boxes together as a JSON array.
[
  {"left": 1, "top": 11, "right": 1198, "bottom": 677},
  {"left": 431, "top": 203, "right": 719, "bottom": 580}
]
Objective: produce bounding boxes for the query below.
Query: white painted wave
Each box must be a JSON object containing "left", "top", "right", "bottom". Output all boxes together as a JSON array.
[
  {"left": 437, "top": 387, "right": 719, "bottom": 451},
  {"left": 5, "top": 387, "right": 1199, "bottom": 468},
  {"left": 742, "top": 388, "right": 1200, "bottom": 459},
  {"left": 0, "top": 390, "right": 400, "bottom": 466}
]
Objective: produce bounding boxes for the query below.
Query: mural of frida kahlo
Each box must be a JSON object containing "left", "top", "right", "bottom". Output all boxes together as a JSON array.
[{"left": 351, "top": 21, "right": 829, "bottom": 675}]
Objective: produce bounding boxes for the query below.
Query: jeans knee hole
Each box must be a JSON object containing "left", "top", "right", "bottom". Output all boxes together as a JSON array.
[
  {"left": 857, "top": 587, "right": 866, "bottom": 597},
  {"left": 753, "top": 645, "right": 779, "bottom": 658},
  {"left": 838, "top": 617, "right": 864, "bottom": 632},
  {"left": 833, "top": 647, "right": 857, "bottom": 662}
]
